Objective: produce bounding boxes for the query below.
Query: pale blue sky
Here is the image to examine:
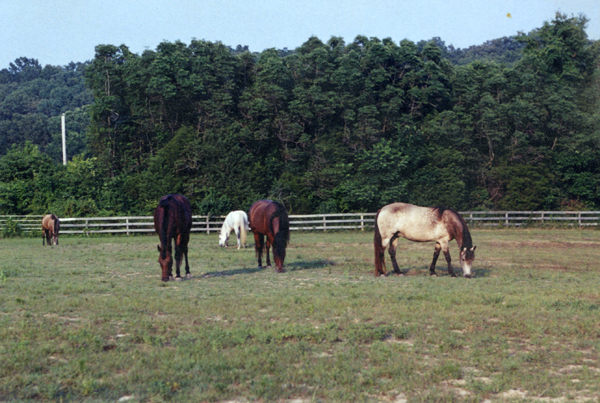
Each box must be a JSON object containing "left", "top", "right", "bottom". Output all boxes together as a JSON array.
[{"left": 1, "top": 0, "right": 598, "bottom": 68}]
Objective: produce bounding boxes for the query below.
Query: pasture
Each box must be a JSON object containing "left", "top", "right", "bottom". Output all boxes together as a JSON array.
[{"left": 1, "top": 229, "right": 600, "bottom": 402}]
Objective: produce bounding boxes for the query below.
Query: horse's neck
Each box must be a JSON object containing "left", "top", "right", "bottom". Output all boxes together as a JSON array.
[{"left": 221, "top": 223, "right": 231, "bottom": 235}]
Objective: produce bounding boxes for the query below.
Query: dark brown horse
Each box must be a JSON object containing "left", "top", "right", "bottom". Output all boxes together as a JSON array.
[
  {"left": 153, "top": 194, "right": 192, "bottom": 281},
  {"left": 374, "top": 202, "right": 476, "bottom": 278},
  {"left": 248, "top": 200, "right": 290, "bottom": 273},
  {"left": 42, "top": 214, "right": 60, "bottom": 246}
]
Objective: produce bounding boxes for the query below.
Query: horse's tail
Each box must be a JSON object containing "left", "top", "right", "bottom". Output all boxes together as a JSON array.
[
  {"left": 271, "top": 202, "right": 290, "bottom": 260},
  {"left": 373, "top": 209, "right": 385, "bottom": 276},
  {"left": 159, "top": 196, "right": 172, "bottom": 259},
  {"left": 240, "top": 216, "right": 247, "bottom": 248}
]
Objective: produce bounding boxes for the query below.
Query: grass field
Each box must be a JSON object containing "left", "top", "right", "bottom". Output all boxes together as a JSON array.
[{"left": 2, "top": 229, "right": 600, "bottom": 402}]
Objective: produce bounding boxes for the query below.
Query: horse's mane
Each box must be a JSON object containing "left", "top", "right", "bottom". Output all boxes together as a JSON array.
[
  {"left": 159, "top": 195, "right": 172, "bottom": 259},
  {"left": 53, "top": 215, "right": 60, "bottom": 234},
  {"left": 433, "top": 206, "right": 472, "bottom": 248}
]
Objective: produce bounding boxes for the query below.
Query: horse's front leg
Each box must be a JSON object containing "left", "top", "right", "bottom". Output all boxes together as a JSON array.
[
  {"left": 429, "top": 243, "right": 442, "bottom": 276},
  {"left": 254, "top": 232, "right": 264, "bottom": 267},
  {"left": 174, "top": 243, "right": 183, "bottom": 280},
  {"left": 388, "top": 236, "right": 403, "bottom": 275},
  {"left": 443, "top": 246, "right": 455, "bottom": 277}
]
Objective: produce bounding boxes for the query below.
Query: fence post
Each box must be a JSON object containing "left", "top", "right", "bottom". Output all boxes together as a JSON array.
[
  {"left": 579, "top": 212, "right": 582, "bottom": 227},
  {"left": 126, "top": 218, "right": 130, "bottom": 236},
  {"left": 505, "top": 212, "right": 509, "bottom": 227},
  {"left": 361, "top": 214, "right": 364, "bottom": 231},
  {"left": 323, "top": 215, "right": 326, "bottom": 232},
  {"left": 206, "top": 216, "right": 210, "bottom": 234}
]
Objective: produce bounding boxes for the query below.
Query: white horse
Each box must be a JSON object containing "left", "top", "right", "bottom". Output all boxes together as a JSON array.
[{"left": 219, "top": 210, "right": 250, "bottom": 249}]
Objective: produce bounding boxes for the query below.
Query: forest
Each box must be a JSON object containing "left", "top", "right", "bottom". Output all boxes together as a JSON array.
[{"left": 0, "top": 13, "right": 598, "bottom": 217}]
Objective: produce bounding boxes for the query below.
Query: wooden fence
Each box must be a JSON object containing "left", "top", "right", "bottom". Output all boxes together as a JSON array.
[{"left": 1, "top": 211, "right": 599, "bottom": 236}]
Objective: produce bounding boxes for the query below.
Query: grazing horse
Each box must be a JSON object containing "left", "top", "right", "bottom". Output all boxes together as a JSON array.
[
  {"left": 153, "top": 194, "right": 192, "bottom": 281},
  {"left": 374, "top": 202, "right": 476, "bottom": 278},
  {"left": 219, "top": 210, "right": 250, "bottom": 249},
  {"left": 248, "top": 200, "right": 290, "bottom": 273},
  {"left": 42, "top": 214, "right": 60, "bottom": 246}
]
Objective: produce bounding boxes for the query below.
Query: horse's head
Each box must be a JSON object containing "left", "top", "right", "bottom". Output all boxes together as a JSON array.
[
  {"left": 52, "top": 221, "right": 59, "bottom": 246},
  {"left": 157, "top": 244, "right": 173, "bottom": 281},
  {"left": 459, "top": 246, "right": 476, "bottom": 278},
  {"left": 218, "top": 231, "right": 229, "bottom": 247}
]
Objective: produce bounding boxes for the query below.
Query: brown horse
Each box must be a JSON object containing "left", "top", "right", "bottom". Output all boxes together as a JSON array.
[
  {"left": 153, "top": 194, "right": 192, "bottom": 281},
  {"left": 374, "top": 202, "right": 476, "bottom": 278},
  {"left": 248, "top": 200, "right": 290, "bottom": 273},
  {"left": 42, "top": 214, "right": 60, "bottom": 246}
]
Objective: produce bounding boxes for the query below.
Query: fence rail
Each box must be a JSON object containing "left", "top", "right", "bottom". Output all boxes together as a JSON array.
[{"left": 1, "top": 211, "right": 599, "bottom": 236}]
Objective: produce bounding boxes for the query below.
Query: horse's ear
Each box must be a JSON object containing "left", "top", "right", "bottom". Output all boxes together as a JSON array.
[
  {"left": 157, "top": 245, "right": 162, "bottom": 252},
  {"left": 471, "top": 246, "right": 476, "bottom": 252},
  {"left": 462, "top": 246, "right": 467, "bottom": 252}
]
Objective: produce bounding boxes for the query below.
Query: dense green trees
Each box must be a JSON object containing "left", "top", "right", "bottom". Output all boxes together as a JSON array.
[{"left": 0, "top": 13, "right": 598, "bottom": 216}]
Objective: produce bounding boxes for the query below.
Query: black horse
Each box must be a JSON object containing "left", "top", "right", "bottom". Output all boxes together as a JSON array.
[{"left": 153, "top": 194, "right": 192, "bottom": 281}]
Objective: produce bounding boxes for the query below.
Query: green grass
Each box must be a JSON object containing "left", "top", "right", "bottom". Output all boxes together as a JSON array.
[{"left": 2, "top": 229, "right": 600, "bottom": 402}]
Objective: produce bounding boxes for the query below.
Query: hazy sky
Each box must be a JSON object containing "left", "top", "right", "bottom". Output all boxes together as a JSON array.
[{"left": 1, "top": 0, "right": 598, "bottom": 68}]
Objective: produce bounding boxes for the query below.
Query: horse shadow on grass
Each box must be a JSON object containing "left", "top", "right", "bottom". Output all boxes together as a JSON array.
[
  {"left": 201, "top": 259, "right": 336, "bottom": 278},
  {"left": 286, "top": 259, "right": 336, "bottom": 272},
  {"left": 385, "top": 266, "right": 491, "bottom": 278},
  {"left": 201, "top": 266, "right": 267, "bottom": 278}
]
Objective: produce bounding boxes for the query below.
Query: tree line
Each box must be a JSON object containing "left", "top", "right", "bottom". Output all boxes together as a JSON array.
[{"left": 0, "top": 13, "right": 598, "bottom": 217}]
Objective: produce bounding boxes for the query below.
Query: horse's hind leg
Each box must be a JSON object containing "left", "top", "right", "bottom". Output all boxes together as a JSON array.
[
  {"left": 182, "top": 234, "right": 191, "bottom": 279},
  {"left": 265, "top": 238, "right": 272, "bottom": 268},
  {"left": 235, "top": 228, "right": 241, "bottom": 249},
  {"left": 388, "top": 235, "right": 403, "bottom": 275},
  {"left": 429, "top": 243, "right": 442, "bottom": 276}
]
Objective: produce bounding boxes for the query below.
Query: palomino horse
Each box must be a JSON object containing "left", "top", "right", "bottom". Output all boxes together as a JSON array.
[
  {"left": 153, "top": 194, "right": 192, "bottom": 281},
  {"left": 219, "top": 210, "right": 250, "bottom": 249},
  {"left": 374, "top": 202, "right": 476, "bottom": 278},
  {"left": 248, "top": 200, "right": 290, "bottom": 273},
  {"left": 42, "top": 214, "right": 60, "bottom": 246}
]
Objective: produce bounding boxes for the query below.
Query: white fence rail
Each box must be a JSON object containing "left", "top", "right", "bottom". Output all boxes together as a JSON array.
[{"left": 1, "top": 211, "right": 599, "bottom": 236}]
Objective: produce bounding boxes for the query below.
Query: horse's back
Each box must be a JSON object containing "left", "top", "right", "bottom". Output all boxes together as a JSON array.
[
  {"left": 42, "top": 214, "right": 56, "bottom": 230},
  {"left": 155, "top": 194, "right": 192, "bottom": 234},
  {"left": 378, "top": 202, "right": 448, "bottom": 242},
  {"left": 227, "top": 210, "right": 248, "bottom": 226},
  {"left": 249, "top": 200, "right": 286, "bottom": 235}
]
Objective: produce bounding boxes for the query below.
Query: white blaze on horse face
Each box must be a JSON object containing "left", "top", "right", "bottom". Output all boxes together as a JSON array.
[{"left": 460, "top": 247, "right": 475, "bottom": 278}]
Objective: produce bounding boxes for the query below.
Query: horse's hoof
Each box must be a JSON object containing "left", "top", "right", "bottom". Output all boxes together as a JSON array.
[
  {"left": 161, "top": 278, "right": 169, "bottom": 282},
  {"left": 169, "top": 276, "right": 174, "bottom": 281},
  {"left": 430, "top": 272, "right": 438, "bottom": 277},
  {"left": 186, "top": 273, "right": 192, "bottom": 279},
  {"left": 175, "top": 277, "right": 183, "bottom": 282},
  {"left": 276, "top": 269, "right": 285, "bottom": 273},
  {"left": 464, "top": 274, "right": 472, "bottom": 279}
]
